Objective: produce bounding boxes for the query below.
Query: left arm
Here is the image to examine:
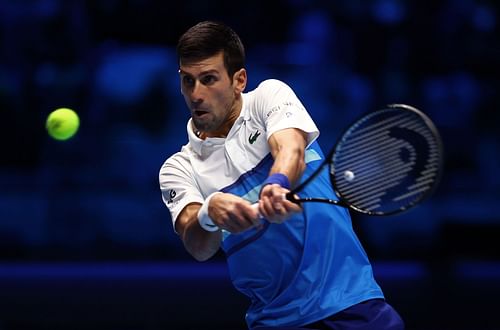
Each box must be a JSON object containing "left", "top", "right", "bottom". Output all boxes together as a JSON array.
[{"left": 258, "top": 128, "right": 306, "bottom": 222}]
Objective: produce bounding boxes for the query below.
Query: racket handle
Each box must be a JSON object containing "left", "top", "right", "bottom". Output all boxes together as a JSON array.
[{"left": 251, "top": 202, "right": 260, "bottom": 213}]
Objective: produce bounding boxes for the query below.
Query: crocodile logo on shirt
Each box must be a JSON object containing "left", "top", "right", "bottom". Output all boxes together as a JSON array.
[{"left": 249, "top": 130, "right": 261, "bottom": 144}]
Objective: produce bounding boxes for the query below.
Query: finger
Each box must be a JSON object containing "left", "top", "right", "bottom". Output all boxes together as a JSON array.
[
  {"left": 248, "top": 204, "right": 262, "bottom": 226},
  {"left": 232, "top": 211, "right": 262, "bottom": 232},
  {"left": 260, "top": 196, "right": 275, "bottom": 218},
  {"left": 270, "top": 186, "right": 285, "bottom": 201},
  {"left": 239, "top": 212, "right": 261, "bottom": 229},
  {"left": 272, "top": 201, "right": 286, "bottom": 215},
  {"left": 228, "top": 203, "right": 256, "bottom": 228},
  {"left": 282, "top": 199, "right": 302, "bottom": 213},
  {"left": 225, "top": 220, "right": 248, "bottom": 233},
  {"left": 244, "top": 213, "right": 260, "bottom": 228}
]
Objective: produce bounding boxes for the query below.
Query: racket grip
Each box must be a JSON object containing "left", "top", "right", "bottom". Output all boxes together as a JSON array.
[
  {"left": 251, "top": 193, "right": 290, "bottom": 217},
  {"left": 251, "top": 202, "right": 259, "bottom": 212}
]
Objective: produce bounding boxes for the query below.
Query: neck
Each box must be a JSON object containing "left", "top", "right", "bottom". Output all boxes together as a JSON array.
[{"left": 196, "top": 96, "right": 243, "bottom": 139}]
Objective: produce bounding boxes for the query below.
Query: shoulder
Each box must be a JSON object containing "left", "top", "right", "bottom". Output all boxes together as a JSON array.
[
  {"left": 251, "top": 79, "right": 300, "bottom": 105},
  {"left": 254, "top": 79, "right": 293, "bottom": 94},
  {"left": 245, "top": 79, "right": 297, "bottom": 110},
  {"left": 159, "top": 145, "right": 192, "bottom": 177}
]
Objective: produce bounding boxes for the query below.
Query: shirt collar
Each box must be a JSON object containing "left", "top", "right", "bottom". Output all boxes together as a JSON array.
[{"left": 186, "top": 118, "right": 204, "bottom": 156}]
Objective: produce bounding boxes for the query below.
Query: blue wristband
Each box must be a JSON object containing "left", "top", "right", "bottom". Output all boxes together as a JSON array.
[{"left": 261, "top": 173, "right": 291, "bottom": 190}]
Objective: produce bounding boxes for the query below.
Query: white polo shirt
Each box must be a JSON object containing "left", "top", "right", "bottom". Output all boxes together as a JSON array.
[{"left": 159, "top": 79, "right": 319, "bottom": 228}]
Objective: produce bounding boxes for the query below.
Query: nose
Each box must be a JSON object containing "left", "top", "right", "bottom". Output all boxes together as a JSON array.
[{"left": 189, "top": 80, "right": 204, "bottom": 105}]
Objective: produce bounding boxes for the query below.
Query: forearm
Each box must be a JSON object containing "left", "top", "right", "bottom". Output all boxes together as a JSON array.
[
  {"left": 176, "top": 203, "right": 222, "bottom": 261},
  {"left": 258, "top": 128, "right": 306, "bottom": 222},
  {"left": 268, "top": 128, "right": 307, "bottom": 186},
  {"left": 269, "top": 144, "right": 305, "bottom": 186}
]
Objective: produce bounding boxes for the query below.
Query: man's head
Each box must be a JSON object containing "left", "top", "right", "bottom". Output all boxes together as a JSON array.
[
  {"left": 177, "top": 21, "right": 247, "bottom": 138},
  {"left": 177, "top": 21, "right": 245, "bottom": 79}
]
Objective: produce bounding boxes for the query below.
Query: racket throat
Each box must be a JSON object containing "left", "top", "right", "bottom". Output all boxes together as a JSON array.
[
  {"left": 287, "top": 193, "right": 346, "bottom": 207},
  {"left": 299, "top": 197, "right": 345, "bottom": 206}
]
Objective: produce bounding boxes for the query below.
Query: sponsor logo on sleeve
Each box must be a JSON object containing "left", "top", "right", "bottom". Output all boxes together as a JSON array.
[
  {"left": 266, "top": 102, "right": 305, "bottom": 117},
  {"left": 166, "top": 189, "right": 177, "bottom": 204}
]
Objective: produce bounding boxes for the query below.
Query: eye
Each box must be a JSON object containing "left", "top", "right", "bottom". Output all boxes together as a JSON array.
[
  {"left": 200, "top": 75, "right": 217, "bottom": 85},
  {"left": 182, "top": 75, "right": 195, "bottom": 87}
]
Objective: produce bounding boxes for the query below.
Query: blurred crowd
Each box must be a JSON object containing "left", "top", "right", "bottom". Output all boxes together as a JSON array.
[{"left": 0, "top": 0, "right": 499, "bottom": 261}]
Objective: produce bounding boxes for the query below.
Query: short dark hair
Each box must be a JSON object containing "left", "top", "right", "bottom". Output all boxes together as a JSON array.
[{"left": 177, "top": 21, "right": 245, "bottom": 78}]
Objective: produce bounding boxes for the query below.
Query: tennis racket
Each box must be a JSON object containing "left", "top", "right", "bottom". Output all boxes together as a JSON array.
[{"left": 275, "top": 104, "right": 443, "bottom": 216}]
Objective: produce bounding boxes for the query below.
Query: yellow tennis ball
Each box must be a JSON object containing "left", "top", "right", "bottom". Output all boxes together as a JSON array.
[{"left": 46, "top": 108, "right": 80, "bottom": 141}]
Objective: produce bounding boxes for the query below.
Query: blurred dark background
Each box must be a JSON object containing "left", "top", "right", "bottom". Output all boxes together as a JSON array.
[{"left": 0, "top": 0, "right": 499, "bottom": 329}]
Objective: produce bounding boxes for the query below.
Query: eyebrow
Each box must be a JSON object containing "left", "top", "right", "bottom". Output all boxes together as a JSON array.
[{"left": 178, "top": 69, "right": 220, "bottom": 76}]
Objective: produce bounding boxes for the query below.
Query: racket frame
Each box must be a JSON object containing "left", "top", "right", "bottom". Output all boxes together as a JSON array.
[{"left": 287, "top": 104, "right": 443, "bottom": 216}]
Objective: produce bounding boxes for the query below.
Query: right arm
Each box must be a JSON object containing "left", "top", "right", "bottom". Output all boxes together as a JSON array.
[
  {"left": 175, "top": 193, "right": 260, "bottom": 261},
  {"left": 175, "top": 203, "right": 221, "bottom": 262}
]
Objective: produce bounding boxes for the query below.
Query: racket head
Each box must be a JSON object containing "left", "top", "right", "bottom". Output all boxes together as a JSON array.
[{"left": 329, "top": 104, "right": 443, "bottom": 216}]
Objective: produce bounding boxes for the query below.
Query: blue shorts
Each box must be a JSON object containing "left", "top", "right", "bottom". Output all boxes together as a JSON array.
[{"left": 253, "top": 299, "right": 404, "bottom": 330}]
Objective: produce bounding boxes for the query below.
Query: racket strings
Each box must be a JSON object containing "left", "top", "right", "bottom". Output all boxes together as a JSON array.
[
  {"left": 339, "top": 163, "right": 415, "bottom": 198},
  {"left": 336, "top": 135, "right": 418, "bottom": 197},
  {"left": 337, "top": 136, "right": 408, "bottom": 169},
  {"left": 332, "top": 108, "right": 441, "bottom": 214},
  {"left": 341, "top": 167, "right": 415, "bottom": 210},
  {"left": 392, "top": 183, "right": 435, "bottom": 202},
  {"left": 348, "top": 113, "right": 410, "bottom": 137},
  {"left": 340, "top": 115, "right": 416, "bottom": 153},
  {"left": 336, "top": 138, "right": 414, "bottom": 177}
]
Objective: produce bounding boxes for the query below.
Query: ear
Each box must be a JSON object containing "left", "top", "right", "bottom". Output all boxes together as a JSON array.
[{"left": 232, "top": 68, "right": 247, "bottom": 94}]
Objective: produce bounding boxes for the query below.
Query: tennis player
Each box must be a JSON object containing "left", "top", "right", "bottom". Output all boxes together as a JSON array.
[{"left": 159, "top": 21, "right": 404, "bottom": 330}]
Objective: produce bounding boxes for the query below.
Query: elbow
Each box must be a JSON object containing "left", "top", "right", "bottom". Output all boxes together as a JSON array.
[
  {"left": 186, "top": 243, "right": 217, "bottom": 262},
  {"left": 191, "top": 251, "right": 213, "bottom": 262},
  {"left": 181, "top": 229, "right": 220, "bottom": 262},
  {"left": 176, "top": 211, "right": 221, "bottom": 262}
]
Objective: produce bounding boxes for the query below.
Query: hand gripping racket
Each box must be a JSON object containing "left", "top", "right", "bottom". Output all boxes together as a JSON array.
[{"left": 281, "top": 104, "right": 443, "bottom": 216}]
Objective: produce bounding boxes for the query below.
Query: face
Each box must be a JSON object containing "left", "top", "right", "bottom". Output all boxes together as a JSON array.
[{"left": 179, "top": 52, "right": 246, "bottom": 138}]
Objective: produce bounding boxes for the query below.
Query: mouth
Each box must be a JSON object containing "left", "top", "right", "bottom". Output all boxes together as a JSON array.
[{"left": 193, "top": 109, "right": 210, "bottom": 117}]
